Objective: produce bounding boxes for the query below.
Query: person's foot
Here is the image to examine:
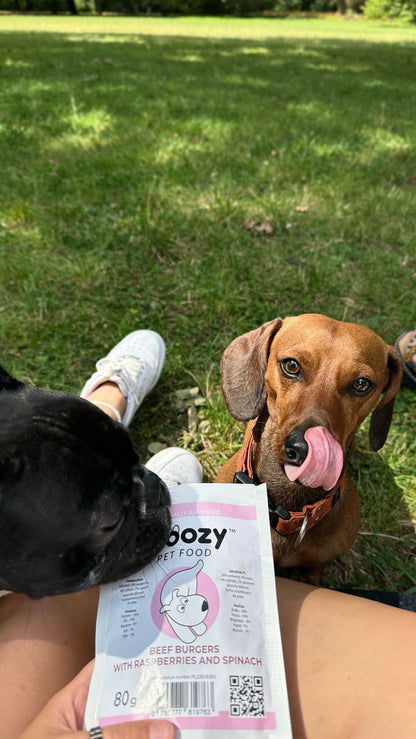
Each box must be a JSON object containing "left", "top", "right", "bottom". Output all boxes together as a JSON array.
[
  {"left": 145, "top": 447, "right": 203, "bottom": 488},
  {"left": 81, "top": 330, "right": 166, "bottom": 426},
  {"left": 395, "top": 330, "right": 416, "bottom": 389}
]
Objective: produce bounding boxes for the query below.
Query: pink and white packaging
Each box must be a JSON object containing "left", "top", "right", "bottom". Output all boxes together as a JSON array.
[{"left": 85, "top": 483, "right": 292, "bottom": 737}]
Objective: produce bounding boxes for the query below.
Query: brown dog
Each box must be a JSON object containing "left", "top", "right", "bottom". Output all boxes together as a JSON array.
[{"left": 216, "top": 314, "right": 403, "bottom": 583}]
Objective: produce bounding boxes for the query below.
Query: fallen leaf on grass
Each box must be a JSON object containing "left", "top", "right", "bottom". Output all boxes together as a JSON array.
[
  {"left": 242, "top": 220, "right": 274, "bottom": 236},
  {"left": 174, "top": 387, "right": 206, "bottom": 412},
  {"left": 147, "top": 441, "right": 167, "bottom": 455}
]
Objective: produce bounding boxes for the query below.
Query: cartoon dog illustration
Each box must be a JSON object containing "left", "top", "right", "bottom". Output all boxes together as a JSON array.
[{"left": 160, "top": 560, "right": 209, "bottom": 643}]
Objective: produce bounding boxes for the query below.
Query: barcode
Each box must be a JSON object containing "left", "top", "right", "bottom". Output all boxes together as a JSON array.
[{"left": 163, "top": 680, "right": 215, "bottom": 711}]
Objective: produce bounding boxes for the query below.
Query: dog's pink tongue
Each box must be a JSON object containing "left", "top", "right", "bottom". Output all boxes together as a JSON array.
[{"left": 284, "top": 427, "right": 343, "bottom": 490}]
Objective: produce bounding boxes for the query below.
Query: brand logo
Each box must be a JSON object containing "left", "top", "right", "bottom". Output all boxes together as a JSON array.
[{"left": 166, "top": 526, "right": 227, "bottom": 550}]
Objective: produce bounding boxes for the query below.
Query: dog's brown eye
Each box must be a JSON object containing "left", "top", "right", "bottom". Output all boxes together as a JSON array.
[
  {"left": 281, "top": 358, "right": 302, "bottom": 379},
  {"left": 350, "top": 377, "right": 374, "bottom": 395}
]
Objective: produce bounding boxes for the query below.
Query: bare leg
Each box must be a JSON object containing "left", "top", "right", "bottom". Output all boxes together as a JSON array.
[
  {"left": 276, "top": 577, "right": 416, "bottom": 738},
  {"left": 4, "top": 555, "right": 416, "bottom": 738},
  {"left": 86, "top": 380, "right": 127, "bottom": 422},
  {"left": 0, "top": 589, "right": 99, "bottom": 739}
]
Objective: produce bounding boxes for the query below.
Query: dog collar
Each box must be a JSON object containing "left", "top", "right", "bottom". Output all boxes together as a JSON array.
[{"left": 233, "top": 431, "right": 346, "bottom": 538}]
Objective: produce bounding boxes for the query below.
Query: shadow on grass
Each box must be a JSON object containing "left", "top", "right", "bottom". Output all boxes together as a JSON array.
[
  {"left": 323, "top": 441, "right": 416, "bottom": 591},
  {"left": 1, "top": 33, "right": 415, "bottom": 352}
]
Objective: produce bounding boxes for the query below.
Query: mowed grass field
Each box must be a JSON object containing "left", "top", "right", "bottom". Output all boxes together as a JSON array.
[{"left": 0, "top": 15, "right": 415, "bottom": 590}]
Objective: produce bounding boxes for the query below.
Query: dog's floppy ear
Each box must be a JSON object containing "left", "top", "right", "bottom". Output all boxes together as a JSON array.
[
  {"left": 0, "top": 366, "right": 24, "bottom": 392},
  {"left": 221, "top": 318, "right": 283, "bottom": 421},
  {"left": 369, "top": 347, "right": 403, "bottom": 451},
  {"left": 160, "top": 588, "right": 179, "bottom": 613}
]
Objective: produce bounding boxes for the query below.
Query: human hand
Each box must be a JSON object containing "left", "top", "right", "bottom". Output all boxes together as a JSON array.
[{"left": 19, "top": 660, "right": 175, "bottom": 739}]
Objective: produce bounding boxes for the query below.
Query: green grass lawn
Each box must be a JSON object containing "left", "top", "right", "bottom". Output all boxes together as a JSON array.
[{"left": 1, "top": 15, "right": 415, "bottom": 590}]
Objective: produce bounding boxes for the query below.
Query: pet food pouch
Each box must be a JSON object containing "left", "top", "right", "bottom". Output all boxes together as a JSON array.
[{"left": 85, "top": 483, "right": 292, "bottom": 738}]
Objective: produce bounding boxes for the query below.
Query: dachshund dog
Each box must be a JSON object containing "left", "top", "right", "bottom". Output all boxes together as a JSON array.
[{"left": 216, "top": 314, "right": 403, "bottom": 583}]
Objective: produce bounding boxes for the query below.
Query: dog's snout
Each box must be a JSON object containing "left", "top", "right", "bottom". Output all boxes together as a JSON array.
[
  {"left": 285, "top": 429, "right": 309, "bottom": 466},
  {"left": 137, "top": 466, "right": 171, "bottom": 508},
  {"left": 202, "top": 599, "right": 208, "bottom": 612}
]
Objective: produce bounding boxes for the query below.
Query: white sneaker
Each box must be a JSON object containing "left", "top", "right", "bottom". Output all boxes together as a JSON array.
[
  {"left": 145, "top": 447, "right": 203, "bottom": 488},
  {"left": 80, "top": 330, "right": 165, "bottom": 427}
]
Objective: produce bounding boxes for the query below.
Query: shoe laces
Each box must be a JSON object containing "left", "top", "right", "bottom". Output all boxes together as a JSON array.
[{"left": 96, "top": 354, "right": 146, "bottom": 404}]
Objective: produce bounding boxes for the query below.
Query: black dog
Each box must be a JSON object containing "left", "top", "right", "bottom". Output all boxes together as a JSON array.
[{"left": 0, "top": 366, "right": 171, "bottom": 599}]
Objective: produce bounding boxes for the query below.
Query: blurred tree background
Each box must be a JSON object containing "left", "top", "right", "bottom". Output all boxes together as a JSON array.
[{"left": 2, "top": 0, "right": 415, "bottom": 26}]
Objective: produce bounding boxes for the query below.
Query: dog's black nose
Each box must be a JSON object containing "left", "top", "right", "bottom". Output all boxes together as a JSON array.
[
  {"left": 285, "top": 428, "right": 309, "bottom": 466},
  {"left": 202, "top": 599, "right": 208, "bottom": 612},
  {"left": 138, "top": 466, "right": 171, "bottom": 508}
]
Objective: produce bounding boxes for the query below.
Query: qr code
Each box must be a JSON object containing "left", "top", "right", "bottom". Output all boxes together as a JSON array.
[{"left": 229, "top": 675, "right": 265, "bottom": 717}]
